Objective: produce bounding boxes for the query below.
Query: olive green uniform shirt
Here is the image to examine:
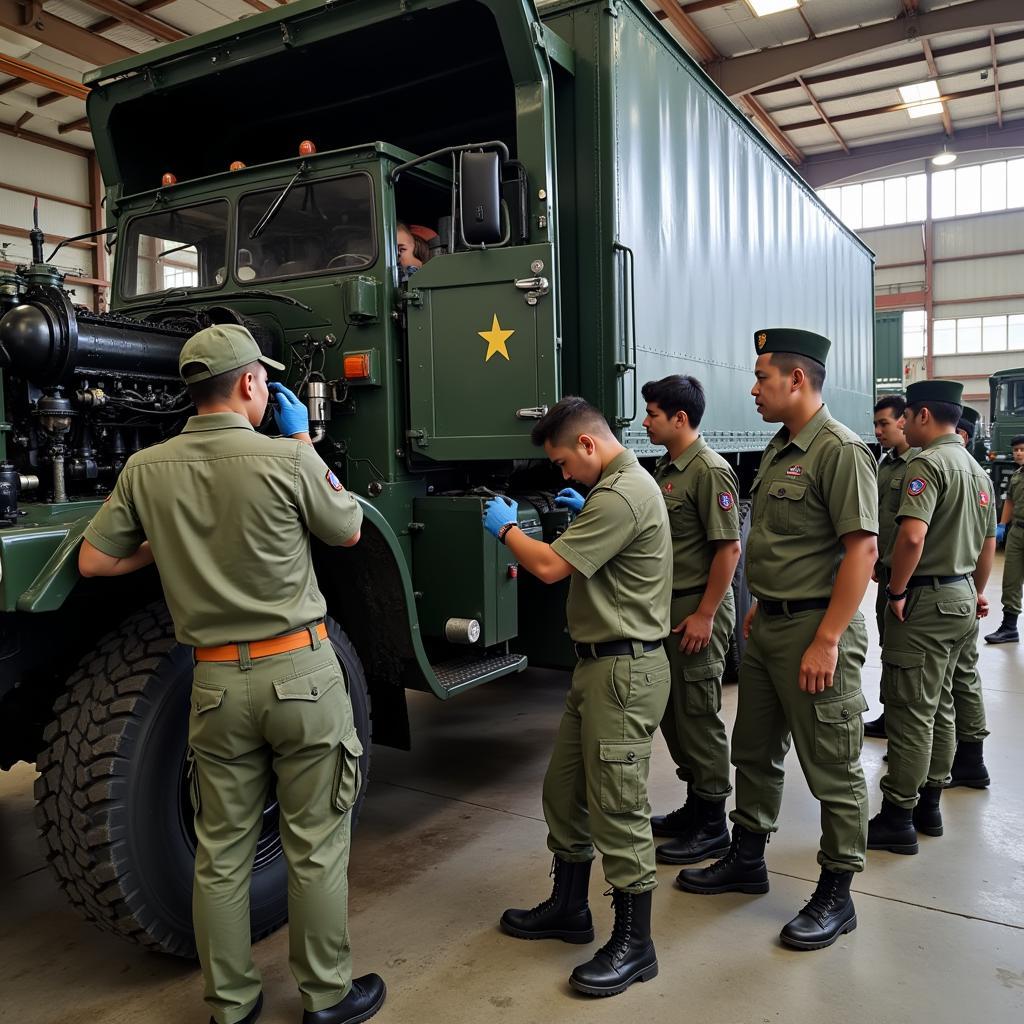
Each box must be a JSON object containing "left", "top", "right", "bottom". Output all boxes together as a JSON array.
[
  {"left": 877, "top": 446, "right": 921, "bottom": 561},
  {"left": 1007, "top": 467, "right": 1024, "bottom": 515},
  {"left": 84, "top": 412, "right": 363, "bottom": 647},
  {"left": 746, "top": 404, "right": 878, "bottom": 601},
  {"left": 551, "top": 449, "right": 671, "bottom": 643},
  {"left": 653, "top": 437, "right": 741, "bottom": 591},
  {"left": 887, "top": 433, "right": 996, "bottom": 575}
]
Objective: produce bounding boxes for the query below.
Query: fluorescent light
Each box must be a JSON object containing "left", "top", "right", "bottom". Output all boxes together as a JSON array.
[
  {"left": 899, "top": 81, "right": 940, "bottom": 104},
  {"left": 908, "top": 101, "right": 944, "bottom": 119},
  {"left": 932, "top": 148, "right": 957, "bottom": 166},
  {"left": 747, "top": 0, "right": 800, "bottom": 15}
]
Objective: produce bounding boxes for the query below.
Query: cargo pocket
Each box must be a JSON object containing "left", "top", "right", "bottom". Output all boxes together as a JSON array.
[
  {"left": 766, "top": 481, "right": 807, "bottom": 534},
  {"left": 888, "top": 475, "right": 903, "bottom": 514},
  {"left": 598, "top": 738, "right": 652, "bottom": 814},
  {"left": 682, "top": 660, "right": 724, "bottom": 715},
  {"left": 190, "top": 683, "right": 225, "bottom": 716},
  {"left": 664, "top": 496, "right": 688, "bottom": 539},
  {"left": 880, "top": 649, "right": 925, "bottom": 706},
  {"left": 185, "top": 747, "right": 201, "bottom": 816},
  {"left": 813, "top": 691, "right": 869, "bottom": 763},
  {"left": 273, "top": 662, "right": 341, "bottom": 702},
  {"left": 937, "top": 599, "right": 973, "bottom": 620},
  {"left": 333, "top": 729, "right": 364, "bottom": 814}
]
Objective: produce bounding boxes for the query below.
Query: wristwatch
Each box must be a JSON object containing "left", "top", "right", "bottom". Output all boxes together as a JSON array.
[
  {"left": 497, "top": 522, "right": 517, "bottom": 545},
  {"left": 885, "top": 584, "right": 909, "bottom": 601}
]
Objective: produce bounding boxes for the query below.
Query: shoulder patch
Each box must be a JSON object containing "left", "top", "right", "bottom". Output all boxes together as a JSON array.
[
  {"left": 325, "top": 469, "right": 343, "bottom": 492},
  {"left": 907, "top": 477, "right": 927, "bottom": 496},
  {"left": 718, "top": 492, "right": 734, "bottom": 510},
  {"left": 980, "top": 490, "right": 990, "bottom": 508}
]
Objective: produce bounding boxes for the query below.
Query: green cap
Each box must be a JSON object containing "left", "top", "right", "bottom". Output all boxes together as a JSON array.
[
  {"left": 906, "top": 379, "right": 963, "bottom": 408},
  {"left": 754, "top": 328, "right": 831, "bottom": 366},
  {"left": 178, "top": 324, "right": 285, "bottom": 384}
]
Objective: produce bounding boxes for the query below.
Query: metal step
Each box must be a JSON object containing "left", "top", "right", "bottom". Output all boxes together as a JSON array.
[{"left": 432, "top": 652, "right": 527, "bottom": 695}]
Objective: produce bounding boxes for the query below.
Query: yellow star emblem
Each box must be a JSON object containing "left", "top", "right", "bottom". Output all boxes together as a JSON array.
[{"left": 478, "top": 314, "right": 515, "bottom": 362}]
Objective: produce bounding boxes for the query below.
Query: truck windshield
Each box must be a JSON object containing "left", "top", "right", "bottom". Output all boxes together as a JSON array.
[
  {"left": 996, "top": 378, "right": 1024, "bottom": 417},
  {"left": 236, "top": 174, "right": 375, "bottom": 282},
  {"left": 122, "top": 200, "right": 229, "bottom": 298}
]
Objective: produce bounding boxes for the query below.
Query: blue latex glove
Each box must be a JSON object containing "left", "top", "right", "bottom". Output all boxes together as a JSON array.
[
  {"left": 555, "top": 487, "right": 585, "bottom": 513},
  {"left": 268, "top": 381, "right": 309, "bottom": 437},
  {"left": 996, "top": 522, "right": 1008, "bottom": 544},
  {"left": 483, "top": 496, "right": 518, "bottom": 539}
]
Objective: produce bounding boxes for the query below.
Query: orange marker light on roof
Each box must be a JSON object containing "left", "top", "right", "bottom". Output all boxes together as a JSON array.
[
  {"left": 161, "top": 172, "right": 177, "bottom": 186},
  {"left": 229, "top": 160, "right": 246, "bottom": 172},
  {"left": 298, "top": 139, "right": 317, "bottom": 156},
  {"left": 343, "top": 353, "right": 371, "bottom": 380}
]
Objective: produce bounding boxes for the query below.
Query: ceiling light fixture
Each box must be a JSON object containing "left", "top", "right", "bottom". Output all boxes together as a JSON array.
[
  {"left": 932, "top": 145, "right": 957, "bottom": 166},
  {"left": 746, "top": 0, "right": 800, "bottom": 16}
]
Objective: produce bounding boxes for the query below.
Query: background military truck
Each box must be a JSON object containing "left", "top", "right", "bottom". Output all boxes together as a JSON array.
[
  {"left": 0, "top": 0, "right": 874, "bottom": 958},
  {"left": 986, "top": 367, "right": 1024, "bottom": 505}
]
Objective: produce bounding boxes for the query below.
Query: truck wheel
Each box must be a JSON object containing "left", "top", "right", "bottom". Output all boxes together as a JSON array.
[
  {"left": 34, "top": 603, "right": 371, "bottom": 957},
  {"left": 724, "top": 499, "right": 753, "bottom": 684}
]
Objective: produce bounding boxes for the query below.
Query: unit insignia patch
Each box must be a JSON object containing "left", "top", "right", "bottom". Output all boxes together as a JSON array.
[
  {"left": 718, "top": 492, "right": 734, "bottom": 510},
  {"left": 785, "top": 465, "right": 803, "bottom": 477},
  {"left": 980, "top": 490, "right": 991, "bottom": 507},
  {"left": 907, "top": 477, "right": 927, "bottom": 496},
  {"left": 326, "top": 470, "right": 343, "bottom": 492},
  {"left": 664, "top": 482, "right": 673, "bottom": 493}
]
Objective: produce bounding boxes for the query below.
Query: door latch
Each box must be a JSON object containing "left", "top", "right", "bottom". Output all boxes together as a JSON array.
[
  {"left": 514, "top": 275, "right": 550, "bottom": 306},
  {"left": 516, "top": 406, "right": 549, "bottom": 420}
]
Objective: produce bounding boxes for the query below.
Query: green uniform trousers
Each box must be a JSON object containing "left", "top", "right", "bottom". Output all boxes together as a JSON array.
[
  {"left": 188, "top": 634, "right": 362, "bottom": 1024},
  {"left": 880, "top": 579, "right": 976, "bottom": 807},
  {"left": 951, "top": 618, "right": 989, "bottom": 742},
  {"left": 660, "top": 590, "right": 734, "bottom": 801},
  {"left": 731, "top": 607, "right": 869, "bottom": 873},
  {"left": 1001, "top": 523, "right": 1024, "bottom": 615},
  {"left": 543, "top": 647, "right": 671, "bottom": 893}
]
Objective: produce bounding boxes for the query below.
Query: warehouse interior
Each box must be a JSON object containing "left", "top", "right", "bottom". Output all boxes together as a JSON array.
[{"left": 2, "top": 2, "right": 1024, "bottom": 1023}]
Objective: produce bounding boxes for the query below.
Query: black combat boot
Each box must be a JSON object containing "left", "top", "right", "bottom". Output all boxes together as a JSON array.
[
  {"left": 779, "top": 868, "right": 857, "bottom": 951},
  {"left": 947, "top": 740, "right": 991, "bottom": 789},
  {"left": 302, "top": 975, "right": 386, "bottom": 1024},
  {"left": 211, "top": 992, "right": 262, "bottom": 1024},
  {"left": 655, "top": 795, "right": 731, "bottom": 865},
  {"left": 500, "top": 856, "right": 594, "bottom": 943},
  {"left": 675, "top": 823, "right": 770, "bottom": 894},
  {"left": 984, "top": 612, "right": 1019, "bottom": 644},
  {"left": 569, "top": 889, "right": 658, "bottom": 997},
  {"left": 863, "top": 712, "right": 887, "bottom": 739},
  {"left": 650, "top": 792, "right": 694, "bottom": 838},
  {"left": 867, "top": 798, "right": 919, "bottom": 855},
  {"left": 912, "top": 785, "right": 943, "bottom": 836}
]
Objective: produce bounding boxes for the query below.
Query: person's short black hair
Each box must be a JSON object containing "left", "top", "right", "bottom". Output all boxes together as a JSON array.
[
  {"left": 531, "top": 396, "right": 611, "bottom": 447},
  {"left": 907, "top": 400, "right": 961, "bottom": 426},
  {"left": 1011, "top": 434, "right": 1024, "bottom": 448},
  {"left": 874, "top": 395, "right": 906, "bottom": 418},
  {"left": 185, "top": 361, "right": 260, "bottom": 406},
  {"left": 770, "top": 352, "right": 826, "bottom": 392},
  {"left": 641, "top": 375, "right": 705, "bottom": 428}
]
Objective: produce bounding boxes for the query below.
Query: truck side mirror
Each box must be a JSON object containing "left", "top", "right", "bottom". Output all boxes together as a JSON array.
[{"left": 460, "top": 151, "right": 502, "bottom": 246}]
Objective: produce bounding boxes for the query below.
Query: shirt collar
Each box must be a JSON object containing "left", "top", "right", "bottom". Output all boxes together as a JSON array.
[
  {"left": 182, "top": 412, "right": 256, "bottom": 434},
  {"left": 769, "top": 404, "right": 830, "bottom": 454},
  {"left": 598, "top": 448, "right": 637, "bottom": 484},
  {"left": 924, "top": 433, "right": 963, "bottom": 451},
  {"left": 665, "top": 435, "right": 708, "bottom": 474}
]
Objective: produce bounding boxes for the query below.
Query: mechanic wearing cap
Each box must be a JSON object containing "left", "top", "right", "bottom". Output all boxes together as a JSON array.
[
  {"left": 678, "top": 329, "right": 877, "bottom": 953},
  {"left": 867, "top": 380, "right": 995, "bottom": 856},
  {"left": 77, "top": 324, "right": 386, "bottom": 1024}
]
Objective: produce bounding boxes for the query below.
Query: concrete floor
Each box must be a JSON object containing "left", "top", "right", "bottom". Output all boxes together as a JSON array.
[{"left": 3, "top": 561, "right": 1024, "bottom": 1024}]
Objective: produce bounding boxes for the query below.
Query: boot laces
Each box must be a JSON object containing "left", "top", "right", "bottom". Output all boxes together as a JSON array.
[
  {"left": 660, "top": 798, "right": 694, "bottom": 831},
  {"left": 802, "top": 876, "right": 841, "bottom": 924},
  {"left": 524, "top": 857, "right": 561, "bottom": 919},
  {"left": 596, "top": 890, "right": 633, "bottom": 962},
  {"left": 704, "top": 833, "right": 742, "bottom": 874}
]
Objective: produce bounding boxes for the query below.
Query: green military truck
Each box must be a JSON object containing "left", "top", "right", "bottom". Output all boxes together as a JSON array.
[
  {"left": 0, "top": 0, "right": 874, "bottom": 957},
  {"left": 987, "top": 367, "right": 1024, "bottom": 502}
]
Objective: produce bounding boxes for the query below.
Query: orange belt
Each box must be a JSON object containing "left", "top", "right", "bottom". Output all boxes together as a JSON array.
[{"left": 196, "top": 622, "right": 328, "bottom": 662}]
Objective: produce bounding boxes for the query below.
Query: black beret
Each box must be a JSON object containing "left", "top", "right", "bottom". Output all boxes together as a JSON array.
[
  {"left": 906, "top": 379, "right": 964, "bottom": 407},
  {"left": 754, "top": 328, "right": 830, "bottom": 366}
]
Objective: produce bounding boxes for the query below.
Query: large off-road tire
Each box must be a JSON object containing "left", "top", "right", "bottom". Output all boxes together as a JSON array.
[
  {"left": 34, "top": 603, "right": 370, "bottom": 957},
  {"left": 724, "top": 499, "right": 753, "bottom": 684}
]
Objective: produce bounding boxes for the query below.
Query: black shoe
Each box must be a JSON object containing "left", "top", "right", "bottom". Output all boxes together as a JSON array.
[
  {"left": 656, "top": 795, "right": 730, "bottom": 865},
  {"left": 676, "top": 823, "right": 770, "bottom": 894},
  {"left": 302, "top": 975, "right": 386, "bottom": 1024},
  {"left": 912, "top": 785, "right": 943, "bottom": 837},
  {"left": 500, "top": 856, "right": 594, "bottom": 943},
  {"left": 212, "top": 992, "right": 262, "bottom": 1024},
  {"left": 984, "top": 613, "right": 1019, "bottom": 644},
  {"left": 867, "top": 797, "right": 919, "bottom": 855},
  {"left": 780, "top": 869, "right": 857, "bottom": 951},
  {"left": 569, "top": 890, "right": 658, "bottom": 997},
  {"left": 651, "top": 796, "right": 694, "bottom": 838},
  {"left": 863, "top": 713, "right": 887, "bottom": 739},
  {"left": 946, "top": 740, "right": 991, "bottom": 789}
]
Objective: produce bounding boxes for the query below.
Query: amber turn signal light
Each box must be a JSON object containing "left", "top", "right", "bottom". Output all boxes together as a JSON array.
[
  {"left": 161, "top": 172, "right": 177, "bottom": 186},
  {"left": 298, "top": 140, "right": 316, "bottom": 156},
  {"left": 343, "top": 354, "right": 371, "bottom": 380}
]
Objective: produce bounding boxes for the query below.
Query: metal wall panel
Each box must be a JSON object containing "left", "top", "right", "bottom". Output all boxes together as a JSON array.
[
  {"left": 611, "top": 3, "right": 875, "bottom": 453},
  {"left": 859, "top": 225, "right": 923, "bottom": 265},
  {"left": 0, "top": 134, "right": 89, "bottom": 203},
  {"left": 934, "top": 210, "right": 1024, "bottom": 258},
  {"left": 934, "top": 255, "right": 1024, "bottom": 302}
]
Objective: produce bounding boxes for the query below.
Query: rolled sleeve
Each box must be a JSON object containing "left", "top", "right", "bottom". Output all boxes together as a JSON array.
[
  {"left": 896, "top": 457, "right": 940, "bottom": 527},
  {"left": 698, "top": 463, "right": 741, "bottom": 542},
  {"left": 83, "top": 470, "right": 145, "bottom": 558},
  {"left": 294, "top": 444, "right": 363, "bottom": 545},
  {"left": 822, "top": 443, "right": 879, "bottom": 538},
  {"left": 550, "top": 488, "right": 636, "bottom": 579}
]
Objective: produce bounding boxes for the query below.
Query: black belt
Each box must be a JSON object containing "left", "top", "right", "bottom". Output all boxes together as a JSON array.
[
  {"left": 906, "top": 574, "right": 969, "bottom": 589},
  {"left": 672, "top": 585, "right": 705, "bottom": 598},
  {"left": 574, "top": 639, "right": 662, "bottom": 660},
  {"left": 758, "top": 598, "right": 831, "bottom": 617}
]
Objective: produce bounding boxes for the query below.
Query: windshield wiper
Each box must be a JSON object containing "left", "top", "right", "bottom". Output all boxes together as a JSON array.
[
  {"left": 133, "top": 288, "right": 313, "bottom": 312},
  {"left": 249, "top": 163, "right": 308, "bottom": 240}
]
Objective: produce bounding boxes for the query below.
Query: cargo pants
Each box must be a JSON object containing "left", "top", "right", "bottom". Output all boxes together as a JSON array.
[
  {"left": 880, "top": 579, "right": 976, "bottom": 807},
  {"left": 660, "top": 590, "right": 734, "bottom": 801},
  {"left": 731, "top": 607, "right": 870, "bottom": 873},
  {"left": 187, "top": 629, "right": 362, "bottom": 1024},
  {"left": 544, "top": 647, "right": 671, "bottom": 892},
  {"left": 951, "top": 618, "right": 989, "bottom": 743},
  {"left": 1001, "top": 522, "right": 1024, "bottom": 615}
]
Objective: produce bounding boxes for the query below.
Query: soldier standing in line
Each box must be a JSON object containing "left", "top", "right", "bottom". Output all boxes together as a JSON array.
[
  {"left": 639, "top": 375, "right": 742, "bottom": 864},
  {"left": 865, "top": 395, "right": 919, "bottom": 741},
  {"left": 677, "top": 329, "right": 878, "bottom": 952},
  {"left": 481, "top": 396, "right": 671, "bottom": 998},
  {"left": 985, "top": 433, "right": 1024, "bottom": 645},
  {"left": 867, "top": 380, "right": 995, "bottom": 856}
]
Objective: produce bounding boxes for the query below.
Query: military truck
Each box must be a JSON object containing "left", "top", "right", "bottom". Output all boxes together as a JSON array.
[
  {"left": 0, "top": 0, "right": 874, "bottom": 957},
  {"left": 986, "top": 367, "right": 1024, "bottom": 503}
]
